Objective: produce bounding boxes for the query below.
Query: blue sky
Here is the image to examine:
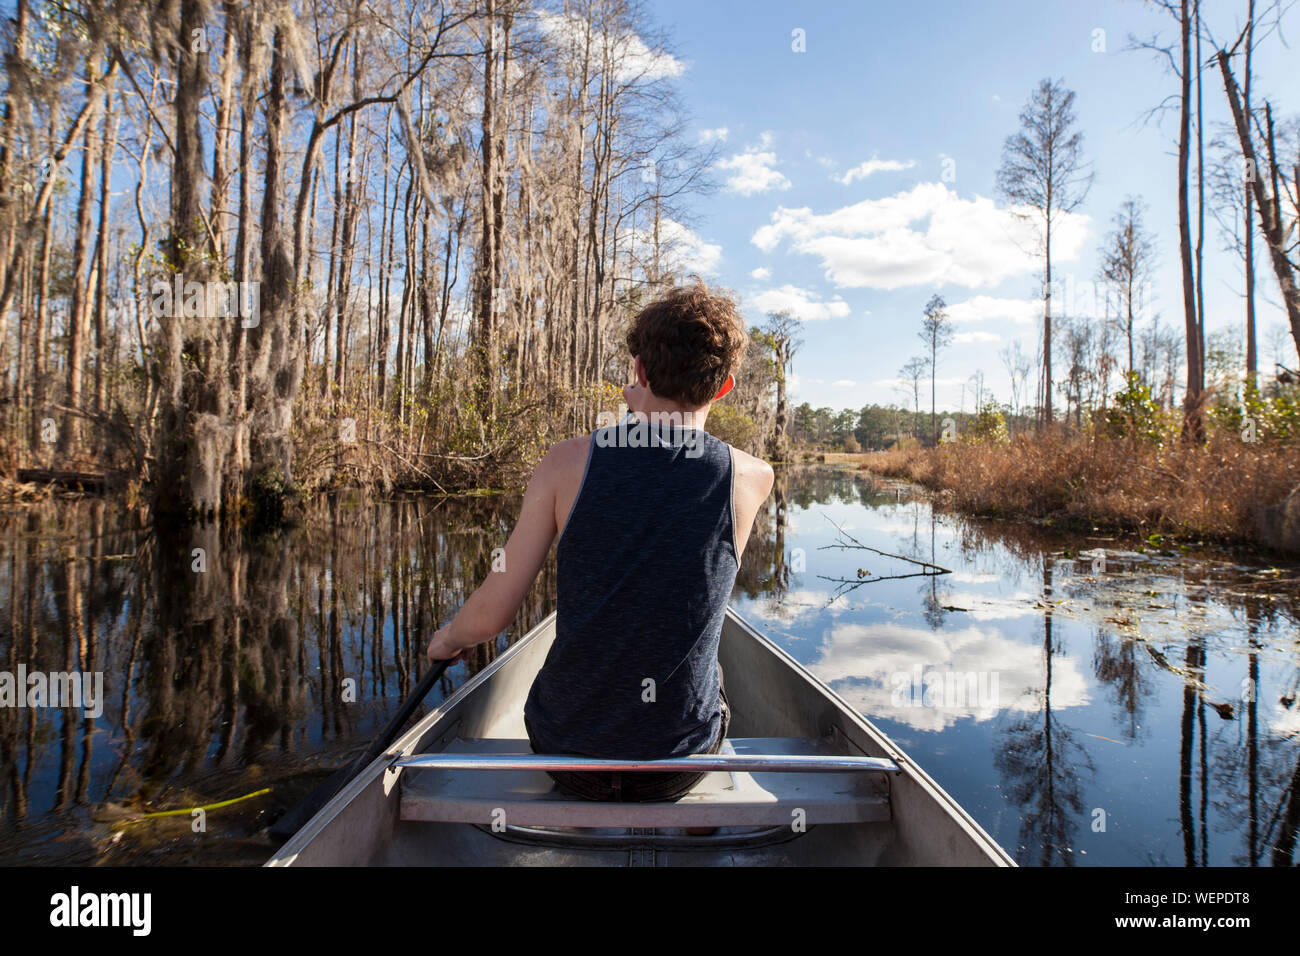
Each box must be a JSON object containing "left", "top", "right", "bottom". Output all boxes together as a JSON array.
[{"left": 644, "top": 0, "right": 1300, "bottom": 413}]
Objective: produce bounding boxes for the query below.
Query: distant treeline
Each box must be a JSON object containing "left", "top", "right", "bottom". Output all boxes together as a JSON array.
[{"left": 788, "top": 402, "right": 1022, "bottom": 452}]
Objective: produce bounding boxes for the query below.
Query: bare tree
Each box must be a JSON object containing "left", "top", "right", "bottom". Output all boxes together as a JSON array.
[
  {"left": 1098, "top": 197, "right": 1156, "bottom": 376},
  {"left": 918, "top": 294, "right": 953, "bottom": 445},
  {"left": 1215, "top": 29, "right": 1300, "bottom": 374},
  {"left": 999, "top": 339, "right": 1032, "bottom": 426},
  {"left": 1057, "top": 314, "right": 1086, "bottom": 427},
  {"left": 899, "top": 356, "right": 927, "bottom": 440},
  {"left": 1265, "top": 322, "right": 1292, "bottom": 375},
  {"left": 763, "top": 310, "right": 801, "bottom": 461},
  {"left": 1242, "top": 0, "right": 1258, "bottom": 388},
  {"left": 996, "top": 77, "right": 1092, "bottom": 429},
  {"left": 1151, "top": 0, "right": 1205, "bottom": 435}
]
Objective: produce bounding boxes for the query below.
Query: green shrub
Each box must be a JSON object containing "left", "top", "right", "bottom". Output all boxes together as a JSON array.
[
  {"left": 962, "top": 401, "right": 1010, "bottom": 445},
  {"left": 707, "top": 404, "right": 758, "bottom": 451},
  {"left": 1209, "top": 381, "right": 1300, "bottom": 444},
  {"left": 1101, "top": 372, "right": 1174, "bottom": 446}
]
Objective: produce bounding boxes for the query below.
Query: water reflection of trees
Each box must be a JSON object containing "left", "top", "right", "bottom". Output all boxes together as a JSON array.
[
  {"left": 994, "top": 563, "right": 1094, "bottom": 865},
  {"left": 5, "top": 467, "right": 1299, "bottom": 865},
  {"left": 735, "top": 466, "right": 923, "bottom": 612},
  {"left": 743, "top": 468, "right": 1300, "bottom": 865},
  {"left": 0, "top": 493, "right": 554, "bottom": 862},
  {"left": 1091, "top": 629, "right": 1149, "bottom": 741},
  {"left": 922, "top": 499, "right": 1300, "bottom": 865},
  {"left": 1205, "top": 599, "right": 1300, "bottom": 866}
]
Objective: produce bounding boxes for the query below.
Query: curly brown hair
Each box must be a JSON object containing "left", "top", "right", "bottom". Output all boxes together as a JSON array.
[{"left": 625, "top": 280, "right": 748, "bottom": 407}]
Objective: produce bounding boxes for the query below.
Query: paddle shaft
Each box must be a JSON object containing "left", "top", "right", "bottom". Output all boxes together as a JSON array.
[{"left": 271, "top": 657, "right": 452, "bottom": 840}]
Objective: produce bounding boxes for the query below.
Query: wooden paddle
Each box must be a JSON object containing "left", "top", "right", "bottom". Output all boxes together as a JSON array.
[{"left": 271, "top": 657, "right": 453, "bottom": 840}]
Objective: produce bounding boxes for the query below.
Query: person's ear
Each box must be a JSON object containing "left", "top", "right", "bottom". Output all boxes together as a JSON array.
[
  {"left": 711, "top": 374, "right": 735, "bottom": 402},
  {"left": 634, "top": 355, "right": 649, "bottom": 387}
]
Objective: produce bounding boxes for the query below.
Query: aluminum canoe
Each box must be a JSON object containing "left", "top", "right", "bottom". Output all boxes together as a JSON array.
[{"left": 266, "top": 608, "right": 1015, "bottom": 866}]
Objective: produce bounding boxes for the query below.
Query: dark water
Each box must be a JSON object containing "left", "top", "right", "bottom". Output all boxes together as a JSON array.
[{"left": 1, "top": 467, "right": 1298, "bottom": 865}]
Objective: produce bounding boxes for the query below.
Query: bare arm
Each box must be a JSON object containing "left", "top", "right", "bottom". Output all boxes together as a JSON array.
[
  {"left": 425, "top": 450, "right": 561, "bottom": 662},
  {"left": 731, "top": 448, "right": 775, "bottom": 561}
]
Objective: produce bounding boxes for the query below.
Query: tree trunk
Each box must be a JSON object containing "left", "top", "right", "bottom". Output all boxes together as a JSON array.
[
  {"left": 1217, "top": 52, "right": 1300, "bottom": 365},
  {"left": 1243, "top": 0, "right": 1257, "bottom": 388},
  {"left": 30, "top": 197, "right": 53, "bottom": 454},
  {"left": 1043, "top": 228, "right": 1052, "bottom": 427},
  {"left": 245, "top": 26, "right": 302, "bottom": 519},
  {"left": 93, "top": 81, "right": 119, "bottom": 431},
  {"left": 1178, "top": 0, "right": 1203, "bottom": 440},
  {"left": 333, "top": 46, "right": 363, "bottom": 412},
  {"left": 764, "top": 330, "right": 790, "bottom": 459},
  {"left": 1195, "top": 0, "right": 1206, "bottom": 386},
  {"left": 475, "top": 0, "right": 499, "bottom": 421},
  {"left": 153, "top": 0, "right": 215, "bottom": 518},
  {"left": 62, "top": 53, "right": 104, "bottom": 458}
]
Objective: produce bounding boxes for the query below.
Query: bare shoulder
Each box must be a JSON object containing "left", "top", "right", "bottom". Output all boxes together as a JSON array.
[
  {"left": 535, "top": 435, "right": 591, "bottom": 479},
  {"left": 547, "top": 435, "right": 593, "bottom": 466},
  {"left": 541, "top": 436, "right": 594, "bottom": 536},
  {"left": 729, "top": 445, "right": 775, "bottom": 494}
]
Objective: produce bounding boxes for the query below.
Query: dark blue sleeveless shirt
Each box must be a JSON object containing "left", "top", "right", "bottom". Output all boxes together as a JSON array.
[{"left": 523, "top": 417, "right": 739, "bottom": 760}]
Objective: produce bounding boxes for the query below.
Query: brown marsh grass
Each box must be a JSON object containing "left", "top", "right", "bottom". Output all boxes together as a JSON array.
[{"left": 860, "top": 433, "right": 1300, "bottom": 549}]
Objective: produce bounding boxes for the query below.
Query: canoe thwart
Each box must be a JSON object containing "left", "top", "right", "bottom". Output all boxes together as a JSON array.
[
  {"left": 394, "top": 752, "right": 901, "bottom": 773},
  {"left": 395, "top": 736, "right": 894, "bottom": 829}
]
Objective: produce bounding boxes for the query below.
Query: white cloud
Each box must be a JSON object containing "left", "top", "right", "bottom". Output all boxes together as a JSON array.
[
  {"left": 959, "top": 593, "right": 1044, "bottom": 622},
  {"left": 718, "top": 138, "right": 791, "bottom": 196},
  {"left": 750, "top": 284, "right": 851, "bottom": 320},
  {"left": 537, "top": 12, "right": 684, "bottom": 83},
  {"left": 947, "top": 571, "right": 1001, "bottom": 584},
  {"left": 751, "top": 182, "right": 1090, "bottom": 291},
  {"left": 625, "top": 218, "right": 721, "bottom": 276},
  {"left": 1270, "top": 698, "right": 1300, "bottom": 738},
  {"left": 699, "top": 126, "right": 729, "bottom": 143},
  {"left": 877, "top": 375, "right": 965, "bottom": 389},
  {"left": 808, "top": 621, "right": 1090, "bottom": 732},
  {"left": 750, "top": 266, "right": 771, "bottom": 280},
  {"left": 661, "top": 219, "right": 721, "bottom": 274},
  {"left": 718, "top": 152, "right": 790, "bottom": 196},
  {"left": 739, "top": 589, "right": 849, "bottom": 624},
  {"left": 832, "top": 379, "right": 857, "bottom": 387},
  {"left": 836, "top": 154, "right": 916, "bottom": 185},
  {"left": 946, "top": 295, "right": 1041, "bottom": 325},
  {"left": 954, "top": 330, "right": 1001, "bottom": 345}
]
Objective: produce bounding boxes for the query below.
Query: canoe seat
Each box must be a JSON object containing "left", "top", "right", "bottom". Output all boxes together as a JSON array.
[{"left": 399, "top": 736, "right": 891, "bottom": 828}]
